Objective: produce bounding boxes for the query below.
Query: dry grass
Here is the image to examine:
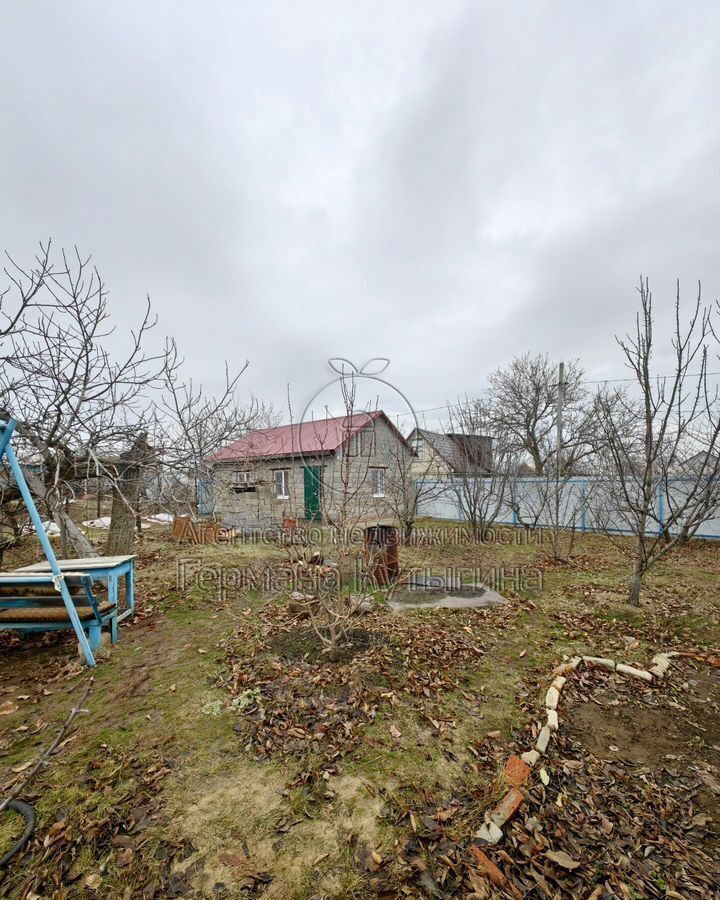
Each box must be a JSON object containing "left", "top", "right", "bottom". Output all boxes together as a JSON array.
[{"left": 0, "top": 519, "right": 718, "bottom": 898}]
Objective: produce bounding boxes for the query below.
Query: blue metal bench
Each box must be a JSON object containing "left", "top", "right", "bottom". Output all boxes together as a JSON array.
[
  {"left": 0, "top": 419, "right": 136, "bottom": 666},
  {"left": 0, "top": 571, "right": 119, "bottom": 648}
]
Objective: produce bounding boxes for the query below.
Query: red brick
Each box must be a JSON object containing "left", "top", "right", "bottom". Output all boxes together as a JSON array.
[
  {"left": 469, "top": 847, "right": 523, "bottom": 899},
  {"left": 489, "top": 787, "right": 525, "bottom": 827},
  {"left": 504, "top": 754, "right": 531, "bottom": 788}
]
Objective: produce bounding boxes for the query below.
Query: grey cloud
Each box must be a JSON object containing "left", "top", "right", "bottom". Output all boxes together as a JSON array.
[{"left": 2, "top": 1, "right": 719, "bottom": 425}]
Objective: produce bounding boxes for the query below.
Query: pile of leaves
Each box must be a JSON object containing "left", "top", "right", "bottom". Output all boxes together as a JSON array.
[
  {"left": 0, "top": 747, "right": 192, "bottom": 900},
  {"left": 223, "top": 600, "right": 512, "bottom": 773},
  {"left": 353, "top": 737, "right": 511, "bottom": 897}
]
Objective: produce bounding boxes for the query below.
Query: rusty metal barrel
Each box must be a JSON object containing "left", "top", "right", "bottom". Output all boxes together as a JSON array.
[{"left": 364, "top": 525, "right": 399, "bottom": 585}]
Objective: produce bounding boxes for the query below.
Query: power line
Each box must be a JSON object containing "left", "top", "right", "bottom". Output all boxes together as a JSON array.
[
  {"left": 393, "top": 370, "right": 720, "bottom": 420},
  {"left": 583, "top": 371, "right": 720, "bottom": 385}
]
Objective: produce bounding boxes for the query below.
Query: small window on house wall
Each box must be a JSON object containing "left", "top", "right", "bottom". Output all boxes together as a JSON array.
[
  {"left": 370, "top": 467, "right": 386, "bottom": 498},
  {"left": 273, "top": 469, "right": 290, "bottom": 499},
  {"left": 232, "top": 470, "right": 256, "bottom": 493},
  {"left": 348, "top": 428, "right": 375, "bottom": 457}
]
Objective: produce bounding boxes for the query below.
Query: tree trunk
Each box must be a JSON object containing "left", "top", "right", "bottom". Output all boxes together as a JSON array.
[
  {"left": 629, "top": 542, "right": 644, "bottom": 606},
  {"left": 472, "top": 522, "right": 486, "bottom": 543},
  {"left": 59, "top": 516, "right": 69, "bottom": 558},
  {"left": 23, "top": 471, "right": 97, "bottom": 558},
  {"left": 530, "top": 446, "right": 545, "bottom": 475},
  {"left": 107, "top": 433, "right": 153, "bottom": 556},
  {"left": 402, "top": 520, "right": 414, "bottom": 545}
]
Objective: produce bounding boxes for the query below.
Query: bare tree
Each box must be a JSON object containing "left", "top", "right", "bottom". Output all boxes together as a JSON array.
[
  {"left": 0, "top": 241, "right": 173, "bottom": 557},
  {"left": 446, "top": 398, "right": 512, "bottom": 540},
  {"left": 597, "top": 279, "right": 720, "bottom": 605},
  {"left": 147, "top": 360, "right": 277, "bottom": 520},
  {"left": 0, "top": 241, "right": 267, "bottom": 557},
  {"left": 506, "top": 464, "right": 595, "bottom": 561},
  {"left": 283, "top": 379, "right": 394, "bottom": 660},
  {"left": 488, "top": 353, "right": 599, "bottom": 474},
  {"left": 383, "top": 423, "right": 444, "bottom": 544},
  {"left": 0, "top": 242, "right": 50, "bottom": 342}
]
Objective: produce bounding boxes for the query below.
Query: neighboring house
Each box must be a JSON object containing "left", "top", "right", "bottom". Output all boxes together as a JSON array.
[
  {"left": 677, "top": 451, "right": 719, "bottom": 475},
  {"left": 209, "top": 411, "right": 414, "bottom": 530},
  {"left": 407, "top": 428, "right": 493, "bottom": 480}
]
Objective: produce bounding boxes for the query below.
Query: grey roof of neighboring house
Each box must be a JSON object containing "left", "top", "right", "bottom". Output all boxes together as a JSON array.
[{"left": 677, "top": 451, "right": 720, "bottom": 472}]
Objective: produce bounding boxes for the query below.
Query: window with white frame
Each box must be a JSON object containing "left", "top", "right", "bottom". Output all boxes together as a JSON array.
[
  {"left": 348, "top": 426, "right": 376, "bottom": 456},
  {"left": 273, "top": 469, "right": 290, "bottom": 499},
  {"left": 231, "top": 469, "right": 256, "bottom": 493},
  {"left": 370, "top": 467, "right": 386, "bottom": 498}
]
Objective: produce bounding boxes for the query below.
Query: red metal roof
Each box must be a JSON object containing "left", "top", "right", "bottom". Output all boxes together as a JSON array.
[{"left": 210, "top": 411, "right": 385, "bottom": 462}]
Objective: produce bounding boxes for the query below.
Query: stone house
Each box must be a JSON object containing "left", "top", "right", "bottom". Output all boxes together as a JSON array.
[
  {"left": 407, "top": 428, "right": 493, "bottom": 480},
  {"left": 209, "top": 411, "right": 414, "bottom": 530}
]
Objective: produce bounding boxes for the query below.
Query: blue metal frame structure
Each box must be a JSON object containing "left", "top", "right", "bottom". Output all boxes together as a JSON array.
[
  {"left": 0, "top": 419, "right": 135, "bottom": 666},
  {"left": 16, "top": 557, "right": 135, "bottom": 625}
]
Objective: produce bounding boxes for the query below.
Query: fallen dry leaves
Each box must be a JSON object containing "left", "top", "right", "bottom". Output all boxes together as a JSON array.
[
  {"left": 0, "top": 746, "right": 191, "bottom": 900},
  {"left": 224, "top": 600, "right": 508, "bottom": 775}
]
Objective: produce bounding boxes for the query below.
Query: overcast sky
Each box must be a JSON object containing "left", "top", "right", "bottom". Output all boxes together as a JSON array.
[{"left": 3, "top": 1, "right": 719, "bottom": 428}]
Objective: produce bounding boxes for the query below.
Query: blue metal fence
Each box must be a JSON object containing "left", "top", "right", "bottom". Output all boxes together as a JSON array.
[{"left": 417, "top": 476, "right": 720, "bottom": 540}]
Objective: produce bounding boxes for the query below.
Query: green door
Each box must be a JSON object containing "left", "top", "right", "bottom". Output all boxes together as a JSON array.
[{"left": 303, "top": 466, "right": 322, "bottom": 522}]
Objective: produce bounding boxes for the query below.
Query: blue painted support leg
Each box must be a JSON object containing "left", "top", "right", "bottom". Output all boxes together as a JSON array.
[
  {"left": 111, "top": 613, "right": 118, "bottom": 644},
  {"left": 88, "top": 623, "right": 102, "bottom": 650},
  {"left": 5, "top": 441, "right": 96, "bottom": 667},
  {"left": 126, "top": 566, "right": 134, "bottom": 613},
  {"left": 108, "top": 574, "right": 118, "bottom": 608}
]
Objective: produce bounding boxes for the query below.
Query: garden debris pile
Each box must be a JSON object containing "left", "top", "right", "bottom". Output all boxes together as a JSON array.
[
  {"left": 328, "top": 656, "right": 720, "bottom": 899},
  {"left": 224, "top": 600, "right": 513, "bottom": 772}
]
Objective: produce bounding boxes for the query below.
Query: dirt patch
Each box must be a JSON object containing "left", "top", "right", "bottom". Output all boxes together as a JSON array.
[
  {"left": 174, "top": 767, "right": 385, "bottom": 899},
  {"left": 173, "top": 764, "right": 286, "bottom": 895},
  {"left": 568, "top": 660, "right": 720, "bottom": 835},
  {"left": 573, "top": 700, "right": 692, "bottom": 764},
  {"left": 268, "top": 625, "right": 387, "bottom": 663},
  {"left": 571, "top": 661, "right": 720, "bottom": 768}
]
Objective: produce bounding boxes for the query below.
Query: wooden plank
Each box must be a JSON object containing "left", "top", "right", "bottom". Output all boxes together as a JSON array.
[
  {"left": 0, "top": 601, "right": 114, "bottom": 622},
  {"left": 17, "top": 555, "right": 135, "bottom": 572}
]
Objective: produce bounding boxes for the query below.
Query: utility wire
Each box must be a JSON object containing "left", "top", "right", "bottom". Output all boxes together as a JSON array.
[{"left": 393, "top": 370, "right": 720, "bottom": 420}]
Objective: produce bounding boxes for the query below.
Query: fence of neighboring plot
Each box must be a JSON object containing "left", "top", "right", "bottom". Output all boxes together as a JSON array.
[{"left": 416, "top": 476, "right": 720, "bottom": 540}]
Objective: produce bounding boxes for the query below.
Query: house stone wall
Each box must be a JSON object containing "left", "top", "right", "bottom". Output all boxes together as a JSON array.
[
  {"left": 319, "top": 415, "right": 413, "bottom": 525},
  {"left": 408, "top": 432, "right": 453, "bottom": 480},
  {"left": 211, "top": 416, "right": 414, "bottom": 530},
  {"left": 211, "top": 457, "right": 306, "bottom": 530}
]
